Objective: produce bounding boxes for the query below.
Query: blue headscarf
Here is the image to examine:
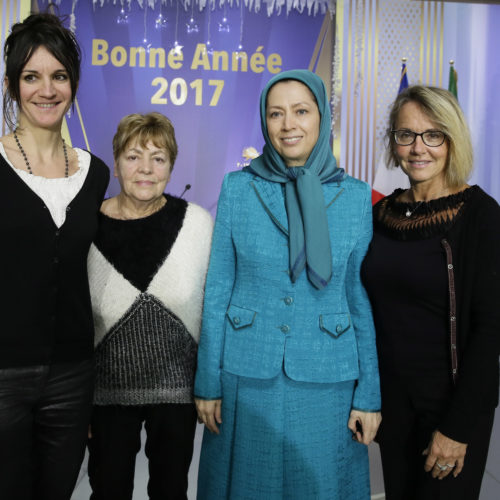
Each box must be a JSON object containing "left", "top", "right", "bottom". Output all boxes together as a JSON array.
[{"left": 244, "top": 69, "right": 345, "bottom": 290}]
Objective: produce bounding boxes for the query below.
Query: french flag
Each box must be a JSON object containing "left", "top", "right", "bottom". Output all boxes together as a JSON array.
[{"left": 371, "top": 60, "right": 411, "bottom": 205}]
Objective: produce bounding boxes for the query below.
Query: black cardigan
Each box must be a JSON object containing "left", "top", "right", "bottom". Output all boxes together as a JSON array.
[
  {"left": 368, "top": 186, "right": 500, "bottom": 443},
  {"left": 438, "top": 186, "right": 500, "bottom": 443},
  {"left": 0, "top": 152, "right": 109, "bottom": 368}
]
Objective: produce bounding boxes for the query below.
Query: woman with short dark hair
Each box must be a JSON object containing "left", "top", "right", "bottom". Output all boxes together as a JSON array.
[{"left": 0, "top": 12, "right": 109, "bottom": 500}]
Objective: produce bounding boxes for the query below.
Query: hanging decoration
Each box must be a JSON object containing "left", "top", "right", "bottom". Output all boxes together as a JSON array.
[
  {"left": 238, "top": 0, "right": 244, "bottom": 51},
  {"left": 142, "top": 3, "right": 152, "bottom": 51},
  {"left": 155, "top": 0, "right": 167, "bottom": 29},
  {"left": 218, "top": 4, "right": 230, "bottom": 33},
  {"left": 53, "top": 0, "right": 337, "bottom": 49},
  {"left": 69, "top": 0, "right": 78, "bottom": 31},
  {"left": 186, "top": 0, "right": 199, "bottom": 33},
  {"left": 204, "top": 4, "right": 213, "bottom": 55},
  {"left": 89, "top": 0, "right": 335, "bottom": 18},
  {"left": 116, "top": 6, "right": 130, "bottom": 24},
  {"left": 172, "top": 0, "right": 183, "bottom": 54}
]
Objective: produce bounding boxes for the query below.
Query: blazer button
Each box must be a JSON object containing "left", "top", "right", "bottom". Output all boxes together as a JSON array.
[
  {"left": 336, "top": 324, "right": 343, "bottom": 334},
  {"left": 233, "top": 316, "right": 241, "bottom": 325},
  {"left": 284, "top": 296, "right": 293, "bottom": 305},
  {"left": 280, "top": 324, "right": 290, "bottom": 333}
]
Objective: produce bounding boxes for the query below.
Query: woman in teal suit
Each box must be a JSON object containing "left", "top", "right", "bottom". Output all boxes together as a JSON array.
[{"left": 195, "top": 70, "right": 381, "bottom": 499}]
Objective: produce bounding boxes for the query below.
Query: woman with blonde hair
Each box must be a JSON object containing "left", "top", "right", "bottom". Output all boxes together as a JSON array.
[{"left": 362, "top": 85, "right": 500, "bottom": 499}]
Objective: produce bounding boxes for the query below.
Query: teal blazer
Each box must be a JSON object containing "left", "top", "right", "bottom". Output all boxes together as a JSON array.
[{"left": 195, "top": 170, "right": 380, "bottom": 411}]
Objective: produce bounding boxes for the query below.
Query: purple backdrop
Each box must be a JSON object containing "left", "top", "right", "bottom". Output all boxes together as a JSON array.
[{"left": 63, "top": 3, "right": 329, "bottom": 212}]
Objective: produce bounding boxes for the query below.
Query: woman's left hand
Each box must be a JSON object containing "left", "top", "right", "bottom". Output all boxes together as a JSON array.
[
  {"left": 348, "top": 409, "right": 382, "bottom": 445},
  {"left": 423, "top": 430, "right": 467, "bottom": 479}
]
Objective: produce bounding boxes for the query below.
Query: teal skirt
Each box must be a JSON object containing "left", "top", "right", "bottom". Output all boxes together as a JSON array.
[{"left": 197, "top": 370, "right": 370, "bottom": 500}]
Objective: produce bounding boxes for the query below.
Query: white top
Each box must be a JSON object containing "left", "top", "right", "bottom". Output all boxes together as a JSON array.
[{"left": 0, "top": 143, "right": 91, "bottom": 228}]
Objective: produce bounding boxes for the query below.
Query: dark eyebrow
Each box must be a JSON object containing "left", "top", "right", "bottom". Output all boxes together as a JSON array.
[{"left": 21, "top": 68, "right": 68, "bottom": 75}]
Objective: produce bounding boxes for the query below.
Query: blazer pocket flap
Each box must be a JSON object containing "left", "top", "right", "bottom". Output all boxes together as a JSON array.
[
  {"left": 227, "top": 304, "right": 257, "bottom": 329},
  {"left": 319, "top": 313, "right": 351, "bottom": 338}
]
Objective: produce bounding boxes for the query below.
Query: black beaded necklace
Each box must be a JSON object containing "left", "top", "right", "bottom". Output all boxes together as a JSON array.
[{"left": 13, "top": 130, "right": 69, "bottom": 178}]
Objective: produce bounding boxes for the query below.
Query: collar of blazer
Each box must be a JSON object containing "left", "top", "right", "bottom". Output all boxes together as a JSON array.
[{"left": 249, "top": 175, "right": 345, "bottom": 236}]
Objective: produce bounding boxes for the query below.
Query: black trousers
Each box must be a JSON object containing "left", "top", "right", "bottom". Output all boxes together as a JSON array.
[
  {"left": 377, "top": 371, "right": 495, "bottom": 500},
  {"left": 88, "top": 403, "right": 197, "bottom": 500},
  {"left": 0, "top": 359, "right": 94, "bottom": 500}
]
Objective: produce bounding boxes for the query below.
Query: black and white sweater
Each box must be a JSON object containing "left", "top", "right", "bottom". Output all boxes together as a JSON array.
[{"left": 88, "top": 195, "right": 213, "bottom": 405}]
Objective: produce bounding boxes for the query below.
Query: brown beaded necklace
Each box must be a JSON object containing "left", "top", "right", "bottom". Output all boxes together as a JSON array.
[{"left": 13, "top": 130, "right": 69, "bottom": 178}]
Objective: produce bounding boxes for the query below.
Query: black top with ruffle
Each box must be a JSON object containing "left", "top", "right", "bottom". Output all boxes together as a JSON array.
[{"left": 362, "top": 185, "right": 500, "bottom": 443}]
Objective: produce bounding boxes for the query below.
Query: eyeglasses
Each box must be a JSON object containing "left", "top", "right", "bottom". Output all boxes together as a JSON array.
[{"left": 391, "top": 129, "right": 446, "bottom": 147}]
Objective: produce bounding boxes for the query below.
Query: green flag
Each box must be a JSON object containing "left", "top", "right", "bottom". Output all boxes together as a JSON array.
[{"left": 448, "top": 64, "right": 458, "bottom": 99}]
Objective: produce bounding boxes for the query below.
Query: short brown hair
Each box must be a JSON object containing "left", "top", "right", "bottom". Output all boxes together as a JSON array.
[
  {"left": 386, "top": 85, "right": 473, "bottom": 187},
  {"left": 112, "top": 112, "right": 178, "bottom": 170}
]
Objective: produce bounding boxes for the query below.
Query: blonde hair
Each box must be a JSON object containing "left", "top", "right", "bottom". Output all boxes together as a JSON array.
[
  {"left": 386, "top": 85, "right": 473, "bottom": 187},
  {"left": 113, "top": 112, "right": 178, "bottom": 170}
]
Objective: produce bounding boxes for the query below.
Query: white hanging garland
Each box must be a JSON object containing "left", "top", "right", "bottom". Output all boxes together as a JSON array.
[{"left": 85, "top": 0, "right": 335, "bottom": 17}]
